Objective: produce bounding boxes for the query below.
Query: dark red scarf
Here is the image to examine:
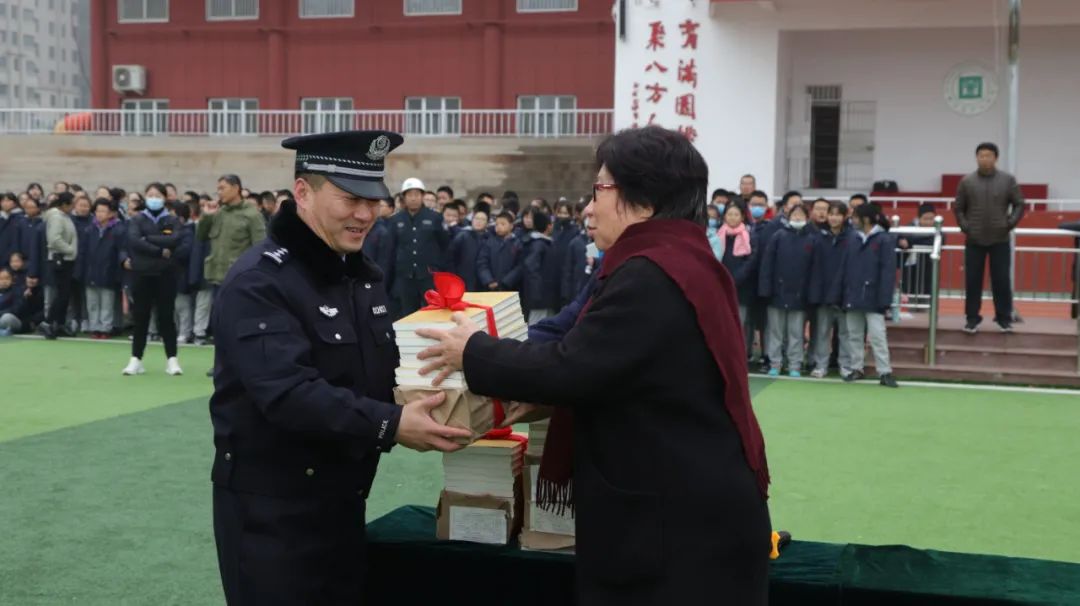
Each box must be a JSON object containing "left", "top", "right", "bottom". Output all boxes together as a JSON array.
[{"left": 537, "top": 219, "right": 770, "bottom": 512}]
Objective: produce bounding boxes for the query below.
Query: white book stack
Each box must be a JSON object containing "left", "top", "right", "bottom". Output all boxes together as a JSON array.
[
  {"left": 393, "top": 292, "right": 527, "bottom": 390},
  {"left": 526, "top": 420, "right": 549, "bottom": 458},
  {"left": 442, "top": 438, "right": 526, "bottom": 499}
]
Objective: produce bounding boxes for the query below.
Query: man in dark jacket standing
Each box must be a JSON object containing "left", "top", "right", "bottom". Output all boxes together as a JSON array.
[
  {"left": 954, "top": 142, "right": 1024, "bottom": 333},
  {"left": 388, "top": 177, "right": 449, "bottom": 317},
  {"left": 476, "top": 211, "right": 522, "bottom": 292},
  {"left": 209, "top": 130, "right": 468, "bottom": 605}
]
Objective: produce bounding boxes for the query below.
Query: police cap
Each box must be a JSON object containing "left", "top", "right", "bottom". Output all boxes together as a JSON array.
[{"left": 281, "top": 130, "right": 405, "bottom": 200}]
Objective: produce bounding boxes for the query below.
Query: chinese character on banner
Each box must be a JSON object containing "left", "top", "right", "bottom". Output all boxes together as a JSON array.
[
  {"left": 645, "top": 61, "right": 669, "bottom": 74},
  {"left": 631, "top": 82, "right": 640, "bottom": 128},
  {"left": 645, "top": 83, "right": 669, "bottom": 104},
  {"left": 647, "top": 113, "right": 658, "bottom": 126},
  {"left": 677, "top": 59, "right": 698, "bottom": 89},
  {"left": 675, "top": 93, "right": 696, "bottom": 120},
  {"left": 677, "top": 125, "right": 698, "bottom": 143},
  {"left": 679, "top": 20, "right": 700, "bottom": 50},
  {"left": 646, "top": 21, "right": 666, "bottom": 51}
]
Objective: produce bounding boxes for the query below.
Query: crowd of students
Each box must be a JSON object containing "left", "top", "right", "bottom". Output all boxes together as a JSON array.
[
  {"left": 708, "top": 177, "right": 912, "bottom": 388},
  {"left": 0, "top": 174, "right": 915, "bottom": 387}
]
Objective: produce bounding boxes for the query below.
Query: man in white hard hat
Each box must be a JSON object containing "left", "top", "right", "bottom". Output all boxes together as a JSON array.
[{"left": 387, "top": 177, "right": 450, "bottom": 317}]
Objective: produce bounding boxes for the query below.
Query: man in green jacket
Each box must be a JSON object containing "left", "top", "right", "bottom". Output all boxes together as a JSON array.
[
  {"left": 197, "top": 175, "right": 267, "bottom": 285},
  {"left": 197, "top": 174, "right": 266, "bottom": 375}
]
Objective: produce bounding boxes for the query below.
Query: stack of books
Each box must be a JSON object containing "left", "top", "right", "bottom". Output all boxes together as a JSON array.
[
  {"left": 393, "top": 291, "right": 527, "bottom": 390},
  {"left": 436, "top": 437, "right": 527, "bottom": 545},
  {"left": 521, "top": 420, "right": 576, "bottom": 551}
]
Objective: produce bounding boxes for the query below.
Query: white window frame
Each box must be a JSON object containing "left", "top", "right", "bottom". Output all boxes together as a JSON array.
[
  {"left": 516, "top": 0, "right": 578, "bottom": 13},
  {"left": 118, "top": 0, "right": 170, "bottom": 24},
  {"left": 121, "top": 98, "right": 169, "bottom": 135},
  {"left": 300, "top": 97, "right": 355, "bottom": 134},
  {"left": 208, "top": 98, "right": 259, "bottom": 135},
  {"left": 517, "top": 95, "right": 576, "bottom": 136},
  {"left": 404, "top": 96, "right": 461, "bottom": 136},
  {"left": 206, "top": 0, "right": 259, "bottom": 21},
  {"left": 299, "top": 0, "right": 354, "bottom": 19},
  {"left": 404, "top": 0, "right": 462, "bottom": 17}
]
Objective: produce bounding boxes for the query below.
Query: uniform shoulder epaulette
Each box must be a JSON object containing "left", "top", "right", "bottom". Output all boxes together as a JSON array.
[{"left": 262, "top": 246, "right": 290, "bottom": 266}]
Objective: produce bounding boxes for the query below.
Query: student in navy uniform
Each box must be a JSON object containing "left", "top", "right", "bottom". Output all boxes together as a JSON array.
[
  {"left": 170, "top": 202, "right": 196, "bottom": 343},
  {"left": 0, "top": 192, "right": 26, "bottom": 270},
  {"left": 828, "top": 203, "right": 899, "bottom": 388},
  {"left": 716, "top": 201, "right": 758, "bottom": 359},
  {"left": 189, "top": 199, "right": 215, "bottom": 345},
  {"left": 442, "top": 203, "right": 463, "bottom": 239},
  {"left": 759, "top": 203, "right": 816, "bottom": 377},
  {"left": 0, "top": 267, "right": 24, "bottom": 336},
  {"left": 808, "top": 201, "right": 852, "bottom": 378},
  {"left": 209, "top": 130, "right": 469, "bottom": 606},
  {"left": 549, "top": 201, "right": 580, "bottom": 307},
  {"left": 80, "top": 198, "right": 125, "bottom": 339},
  {"left": 476, "top": 210, "right": 523, "bottom": 292},
  {"left": 387, "top": 177, "right": 450, "bottom": 317},
  {"left": 19, "top": 198, "right": 46, "bottom": 287},
  {"left": 521, "top": 207, "right": 559, "bottom": 323},
  {"left": 361, "top": 198, "right": 394, "bottom": 280},
  {"left": 448, "top": 208, "right": 490, "bottom": 291},
  {"left": 747, "top": 190, "right": 784, "bottom": 372},
  {"left": 560, "top": 226, "right": 589, "bottom": 307},
  {"left": 897, "top": 203, "right": 938, "bottom": 304}
]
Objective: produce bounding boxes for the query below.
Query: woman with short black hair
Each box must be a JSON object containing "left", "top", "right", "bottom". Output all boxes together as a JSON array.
[
  {"left": 123, "top": 182, "right": 183, "bottom": 376},
  {"left": 417, "top": 126, "right": 772, "bottom": 605}
]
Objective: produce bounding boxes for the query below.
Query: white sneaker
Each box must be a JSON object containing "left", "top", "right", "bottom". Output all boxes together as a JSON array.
[
  {"left": 811, "top": 368, "right": 828, "bottom": 379},
  {"left": 165, "top": 357, "right": 183, "bottom": 376},
  {"left": 122, "top": 357, "right": 145, "bottom": 376},
  {"left": 176, "top": 335, "right": 190, "bottom": 345}
]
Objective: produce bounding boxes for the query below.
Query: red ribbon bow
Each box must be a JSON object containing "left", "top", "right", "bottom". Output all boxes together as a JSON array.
[{"left": 422, "top": 272, "right": 518, "bottom": 441}]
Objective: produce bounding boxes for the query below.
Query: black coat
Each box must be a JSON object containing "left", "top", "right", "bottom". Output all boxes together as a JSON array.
[
  {"left": 79, "top": 220, "right": 126, "bottom": 289},
  {"left": 522, "top": 233, "right": 560, "bottom": 312},
  {"left": 758, "top": 225, "right": 817, "bottom": 310},
  {"left": 387, "top": 207, "right": 450, "bottom": 280},
  {"left": 209, "top": 202, "right": 402, "bottom": 602},
  {"left": 362, "top": 218, "right": 394, "bottom": 283},
  {"left": 464, "top": 257, "right": 771, "bottom": 606},
  {"left": 560, "top": 232, "right": 589, "bottom": 307},
  {"left": 476, "top": 233, "right": 523, "bottom": 290},
  {"left": 19, "top": 215, "right": 45, "bottom": 279},
  {"left": 0, "top": 212, "right": 25, "bottom": 268},
  {"left": 448, "top": 228, "right": 489, "bottom": 292},
  {"left": 126, "top": 211, "right": 182, "bottom": 276},
  {"left": 550, "top": 220, "right": 580, "bottom": 305},
  {"left": 173, "top": 222, "right": 195, "bottom": 294},
  {"left": 720, "top": 232, "right": 759, "bottom": 306}
]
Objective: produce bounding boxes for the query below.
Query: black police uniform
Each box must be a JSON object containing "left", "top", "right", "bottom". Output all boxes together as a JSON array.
[
  {"left": 210, "top": 130, "right": 405, "bottom": 605},
  {"left": 388, "top": 205, "right": 449, "bottom": 317}
]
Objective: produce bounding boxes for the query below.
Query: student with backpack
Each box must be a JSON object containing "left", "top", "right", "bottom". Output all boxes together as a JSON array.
[{"left": 828, "top": 203, "right": 899, "bottom": 388}]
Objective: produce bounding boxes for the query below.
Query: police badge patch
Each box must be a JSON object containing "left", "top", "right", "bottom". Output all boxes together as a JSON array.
[{"left": 366, "top": 135, "right": 391, "bottom": 161}]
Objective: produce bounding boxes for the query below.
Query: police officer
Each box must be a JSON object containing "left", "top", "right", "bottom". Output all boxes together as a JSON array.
[
  {"left": 209, "top": 130, "right": 471, "bottom": 605},
  {"left": 388, "top": 177, "right": 450, "bottom": 317}
]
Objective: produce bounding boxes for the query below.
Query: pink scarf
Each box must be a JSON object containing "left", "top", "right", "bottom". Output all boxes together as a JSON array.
[{"left": 717, "top": 222, "right": 752, "bottom": 257}]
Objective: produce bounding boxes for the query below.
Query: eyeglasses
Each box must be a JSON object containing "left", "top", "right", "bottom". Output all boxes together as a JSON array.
[{"left": 593, "top": 183, "right": 618, "bottom": 198}]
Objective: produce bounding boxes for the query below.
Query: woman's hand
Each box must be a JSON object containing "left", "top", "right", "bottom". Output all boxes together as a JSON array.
[
  {"left": 499, "top": 402, "right": 554, "bottom": 428},
  {"left": 415, "top": 312, "right": 483, "bottom": 386}
]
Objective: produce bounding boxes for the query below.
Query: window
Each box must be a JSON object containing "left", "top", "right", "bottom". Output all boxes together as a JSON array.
[
  {"left": 49, "top": 94, "right": 56, "bottom": 106},
  {"left": 49, "top": 70, "right": 55, "bottom": 84},
  {"left": 48, "top": 46, "right": 54, "bottom": 59},
  {"left": 405, "top": 96, "right": 460, "bottom": 136},
  {"left": 119, "top": 0, "right": 169, "bottom": 23},
  {"left": 404, "top": 0, "right": 461, "bottom": 16},
  {"left": 301, "top": 97, "right": 354, "bottom": 134},
  {"left": 300, "top": 0, "right": 353, "bottom": 18},
  {"left": 208, "top": 98, "right": 258, "bottom": 135},
  {"left": 207, "top": 0, "right": 258, "bottom": 20},
  {"left": 517, "top": 95, "right": 576, "bottom": 136},
  {"left": 0, "top": 56, "right": 5, "bottom": 68},
  {"left": 0, "top": 84, "right": 8, "bottom": 95},
  {"left": 61, "top": 73, "right": 67, "bottom": 86},
  {"left": 517, "top": 0, "right": 576, "bottom": 11},
  {"left": 62, "top": 49, "right": 67, "bottom": 61},
  {"left": 23, "top": 33, "right": 34, "bottom": 48},
  {"left": 48, "top": 22, "right": 54, "bottom": 34},
  {"left": 122, "top": 98, "right": 169, "bottom": 135}
]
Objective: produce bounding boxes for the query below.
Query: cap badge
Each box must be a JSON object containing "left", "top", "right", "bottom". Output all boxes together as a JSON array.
[{"left": 367, "top": 135, "right": 391, "bottom": 161}]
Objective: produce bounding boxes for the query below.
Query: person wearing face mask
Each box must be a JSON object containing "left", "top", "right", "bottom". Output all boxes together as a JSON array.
[
  {"left": 550, "top": 201, "right": 580, "bottom": 308},
  {"left": 827, "top": 203, "right": 898, "bottom": 388},
  {"left": 758, "top": 203, "right": 816, "bottom": 377},
  {"left": 122, "top": 183, "right": 184, "bottom": 376}
]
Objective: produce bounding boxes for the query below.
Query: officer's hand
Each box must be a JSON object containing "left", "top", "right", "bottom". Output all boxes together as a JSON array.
[
  {"left": 395, "top": 392, "right": 473, "bottom": 453},
  {"left": 415, "top": 312, "right": 483, "bottom": 386},
  {"left": 499, "top": 402, "right": 553, "bottom": 428}
]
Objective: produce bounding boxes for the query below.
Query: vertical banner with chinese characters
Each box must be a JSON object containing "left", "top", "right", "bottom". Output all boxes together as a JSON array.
[{"left": 616, "top": 1, "right": 704, "bottom": 145}]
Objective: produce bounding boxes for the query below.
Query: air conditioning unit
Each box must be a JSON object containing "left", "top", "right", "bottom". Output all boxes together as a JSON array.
[{"left": 112, "top": 65, "right": 146, "bottom": 94}]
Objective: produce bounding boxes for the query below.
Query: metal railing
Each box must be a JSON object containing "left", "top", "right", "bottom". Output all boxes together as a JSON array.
[
  {"left": 890, "top": 218, "right": 1080, "bottom": 371},
  {"left": 869, "top": 195, "right": 1080, "bottom": 213},
  {"left": 0, "top": 108, "right": 615, "bottom": 138}
]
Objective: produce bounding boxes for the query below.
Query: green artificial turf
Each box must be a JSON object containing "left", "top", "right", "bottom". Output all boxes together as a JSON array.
[{"left": 1, "top": 337, "right": 1078, "bottom": 605}]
